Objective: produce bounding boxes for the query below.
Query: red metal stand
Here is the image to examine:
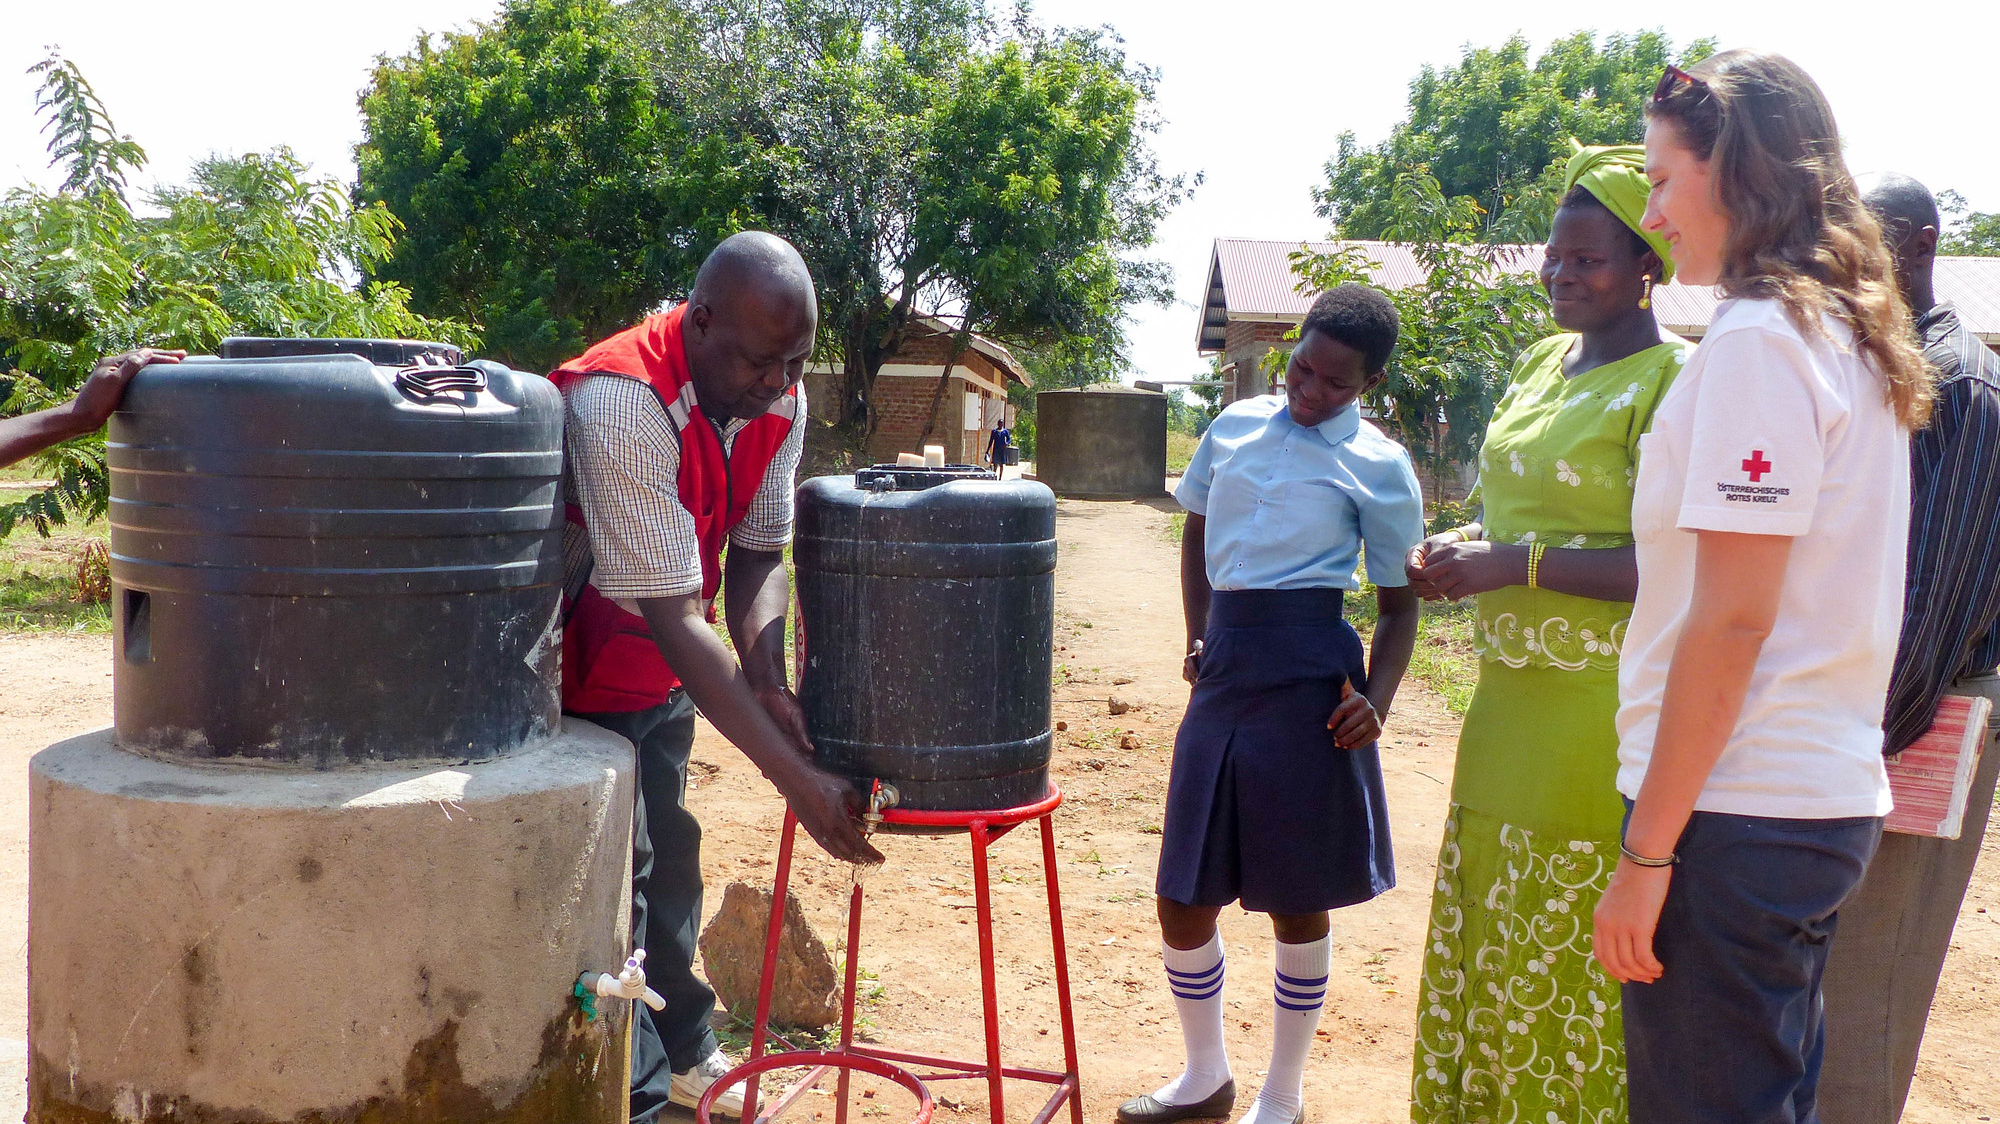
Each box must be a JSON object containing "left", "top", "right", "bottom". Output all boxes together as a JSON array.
[{"left": 710, "top": 787, "right": 1083, "bottom": 1124}]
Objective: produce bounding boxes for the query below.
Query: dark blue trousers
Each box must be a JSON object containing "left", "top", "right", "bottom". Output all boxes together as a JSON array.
[
  {"left": 1622, "top": 808, "right": 1882, "bottom": 1124},
  {"left": 571, "top": 693, "right": 719, "bottom": 1123}
]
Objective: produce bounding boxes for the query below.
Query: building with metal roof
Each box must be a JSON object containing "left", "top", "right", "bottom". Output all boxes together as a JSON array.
[{"left": 1197, "top": 237, "right": 2000, "bottom": 402}]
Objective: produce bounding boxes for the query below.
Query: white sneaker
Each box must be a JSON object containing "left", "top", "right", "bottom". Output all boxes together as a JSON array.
[{"left": 669, "top": 1049, "right": 747, "bottom": 1118}]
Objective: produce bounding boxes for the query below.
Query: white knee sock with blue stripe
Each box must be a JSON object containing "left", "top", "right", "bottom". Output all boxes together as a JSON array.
[
  {"left": 1243, "top": 936, "right": 1330, "bottom": 1124},
  {"left": 1151, "top": 933, "right": 1232, "bottom": 1105}
]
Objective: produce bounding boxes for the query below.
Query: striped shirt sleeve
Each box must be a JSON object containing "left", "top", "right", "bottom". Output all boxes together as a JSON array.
[
  {"left": 1882, "top": 365, "right": 2000, "bottom": 752},
  {"left": 729, "top": 398, "right": 806, "bottom": 551},
  {"left": 563, "top": 377, "right": 705, "bottom": 599}
]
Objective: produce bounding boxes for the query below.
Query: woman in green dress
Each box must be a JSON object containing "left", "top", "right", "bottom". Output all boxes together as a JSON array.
[{"left": 1402, "top": 143, "right": 1688, "bottom": 1124}]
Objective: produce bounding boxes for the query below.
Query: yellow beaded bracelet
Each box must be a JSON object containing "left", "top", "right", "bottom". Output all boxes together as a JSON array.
[{"left": 1526, "top": 542, "right": 1546, "bottom": 589}]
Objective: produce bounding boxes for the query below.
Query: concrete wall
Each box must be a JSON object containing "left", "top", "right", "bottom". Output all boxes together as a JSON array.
[{"left": 1033, "top": 387, "right": 1169, "bottom": 498}]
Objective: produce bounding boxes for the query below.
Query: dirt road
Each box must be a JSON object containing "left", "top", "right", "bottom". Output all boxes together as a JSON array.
[{"left": 0, "top": 497, "right": 1994, "bottom": 1122}]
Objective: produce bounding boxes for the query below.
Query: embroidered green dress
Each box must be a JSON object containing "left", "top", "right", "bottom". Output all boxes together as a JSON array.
[{"left": 1411, "top": 333, "right": 1687, "bottom": 1124}]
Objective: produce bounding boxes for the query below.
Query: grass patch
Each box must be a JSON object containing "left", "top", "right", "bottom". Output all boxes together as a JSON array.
[
  {"left": 1350, "top": 582, "right": 1477, "bottom": 716},
  {"left": 1166, "top": 511, "right": 1185, "bottom": 544},
  {"left": 0, "top": 510, "right": 113, "bottom": 633},
  {"left": 1166, "top": 430, "right": 1200, "bottom": 475},
  {"left": 1405, "top": 605, "right": 1478, "bottom": 715}
]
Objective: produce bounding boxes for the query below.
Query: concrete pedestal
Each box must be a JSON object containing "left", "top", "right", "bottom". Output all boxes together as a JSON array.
[{"left": 27, "top": 720, "right": 635, "bottom": 1123}]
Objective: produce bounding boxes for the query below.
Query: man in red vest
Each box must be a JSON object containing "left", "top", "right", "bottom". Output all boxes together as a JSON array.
[{"left": 553, "top": 231, "right": 881, "bottom": 1121}]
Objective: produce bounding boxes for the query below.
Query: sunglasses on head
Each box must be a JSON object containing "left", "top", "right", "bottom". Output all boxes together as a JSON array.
[{"left": 1652, "top": 63, "right": 1711, "bottom": 104}]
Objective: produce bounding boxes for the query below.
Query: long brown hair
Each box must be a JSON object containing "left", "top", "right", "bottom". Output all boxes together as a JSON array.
[{"left": 1648, "top": 50, "right": 1931, "bottom": 429}]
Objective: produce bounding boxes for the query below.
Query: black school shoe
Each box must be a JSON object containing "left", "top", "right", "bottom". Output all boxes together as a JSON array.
[{"left": 1114, "top": 1080, "right": 1237, "bottom": 1124}]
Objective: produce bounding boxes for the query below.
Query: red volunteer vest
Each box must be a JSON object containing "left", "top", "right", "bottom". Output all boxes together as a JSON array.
[{"left": 550, "top": 304, "right": 801, "bottom": 713}]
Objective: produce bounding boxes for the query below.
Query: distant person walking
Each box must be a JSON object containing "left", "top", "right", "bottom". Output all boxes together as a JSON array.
[
  {"left": 1404, "top": 141, "right": 1687, "bottom": 1124},
  {"left": 0, "top": 348, "right": 184, "bottom": 468},
  {"left": 1817, "top": 173, "right": 2000, "bottom": 1124},
  {"left": 1119, "top": 284, "right": 1423, "bottom": 1124},
  {"left": 987, "top": 415, "right": 1014, "bottom": 467},
  {"left": 1595, "top": 51, "right": 1932, "bottom": 1124},
  {"left": 551, "top": 232, "right": 881, "bottom": 1123}
]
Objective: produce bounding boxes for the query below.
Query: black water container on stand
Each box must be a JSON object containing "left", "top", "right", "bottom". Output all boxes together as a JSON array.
[
  {"left": 795, "top": 466, "right": 1057, "bottom": 821},
  {"left": 107, "top": 337, "right": 563, "bottom": 765}
]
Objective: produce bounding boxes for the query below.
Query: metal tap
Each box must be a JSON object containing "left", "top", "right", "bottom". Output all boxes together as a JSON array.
[{"left": 853, "top": 781, "right": 899, "bottom": 885}]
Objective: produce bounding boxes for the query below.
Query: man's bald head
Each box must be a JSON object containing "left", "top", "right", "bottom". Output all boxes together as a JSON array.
[
  {"left": 683, "top": 231, "right": 819, "bottom": 420},
  {"left": 691, "top": 231, "right": 817, "bottom": 315},
  {"left": 1858, "top": 173, "right": 1939, "bottom": 314},
  {"left": 1860, "top": 173, "right": 1941, "bottom": 241}
]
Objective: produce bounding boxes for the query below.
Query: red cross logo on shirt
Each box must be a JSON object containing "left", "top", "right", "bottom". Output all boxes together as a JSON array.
[{"left": 1741, "top": 450, "right": 1773, "bottom": 482}]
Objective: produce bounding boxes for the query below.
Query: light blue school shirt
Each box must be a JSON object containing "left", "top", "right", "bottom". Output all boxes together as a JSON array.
[{"left": 1174, "top": 396, "right": 1425, "bottom": 591}]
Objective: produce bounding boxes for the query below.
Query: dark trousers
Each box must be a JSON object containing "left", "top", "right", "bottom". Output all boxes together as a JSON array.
[
  {"left": 1623, "top": 808, "right": 1882, "bottom": 1124},
  {"left": 1820, "top": 672, "right": 2000, "bottom": 1124},
  {"left": 571, "top": 693, "right": 719, "bottom": 1121}
]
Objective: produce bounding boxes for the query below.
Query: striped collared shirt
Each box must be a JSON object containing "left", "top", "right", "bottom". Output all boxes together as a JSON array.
[
  {"left": 560, "top": 375, "right": 804, "bottom": 607},
  {"left": 1882, "top": 303, "right": 2000, "bottom": 753}
]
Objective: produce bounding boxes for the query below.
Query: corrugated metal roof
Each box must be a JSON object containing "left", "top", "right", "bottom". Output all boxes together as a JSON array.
[{"left": 1198, "top": 237, "right": 2000, "bottom": 351}]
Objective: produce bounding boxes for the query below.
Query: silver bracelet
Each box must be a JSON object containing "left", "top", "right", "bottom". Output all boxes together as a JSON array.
[{"left": 1619, "top": 842, "right": 1679, "bottom": 868}]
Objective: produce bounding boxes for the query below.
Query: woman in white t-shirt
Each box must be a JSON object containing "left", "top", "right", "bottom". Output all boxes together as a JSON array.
[{"left": 1593, "top": 50, "right": 1934, "bottom": 1124}]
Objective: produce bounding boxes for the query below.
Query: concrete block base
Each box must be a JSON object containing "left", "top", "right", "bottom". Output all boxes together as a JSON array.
[{"left": 28, "top": 721, "right": 635, "bottom": 1123}]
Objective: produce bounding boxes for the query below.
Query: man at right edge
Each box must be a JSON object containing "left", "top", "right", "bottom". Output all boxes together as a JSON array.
[{"left": 1819, "top": 174, "right": 2000, "bottom": 1124}]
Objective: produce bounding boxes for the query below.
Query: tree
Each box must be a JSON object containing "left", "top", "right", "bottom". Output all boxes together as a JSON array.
[
  {"left": 1289, "top": 170, "right": 1550, "bottom": 494},
  {"left": 1939, "top": 190, "right": 2000, "bottom": 257},
  {"left": 1, "top": 53, "right": 472, "bottom": 536},
  {"left": 1317, "top": 30, "right": 1713, "bottom": 240},
  {"left": 356, "top": 0, "right": 752, "bottom": 371},
  {"left": 625, "top": 0, "right": 1190, "bottom": 433},
  {"left": 1185, "top": 353, "right": 1226, "bottom": 426}
]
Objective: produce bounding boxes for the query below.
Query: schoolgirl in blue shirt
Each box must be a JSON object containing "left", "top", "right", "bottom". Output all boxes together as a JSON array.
[{"left": 1119, "top": 284, "right": 1425, "bottom": 1124}]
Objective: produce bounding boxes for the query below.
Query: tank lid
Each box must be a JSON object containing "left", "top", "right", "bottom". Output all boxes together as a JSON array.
[
  {"left": 219, "top": 337, "right": 466, "bottom": 367},
  {"left": 854, "top": 464, "right": 995, "bottom": 492}
]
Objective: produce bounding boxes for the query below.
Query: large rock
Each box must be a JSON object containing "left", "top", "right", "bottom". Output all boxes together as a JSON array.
[{"left": 700, "top": 881, "right": 839, "bottom": 1029}]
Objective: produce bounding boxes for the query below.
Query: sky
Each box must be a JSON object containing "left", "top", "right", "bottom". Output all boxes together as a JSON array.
[{"left": 6, "top": 0, "right": 1998, "bottom": 386}]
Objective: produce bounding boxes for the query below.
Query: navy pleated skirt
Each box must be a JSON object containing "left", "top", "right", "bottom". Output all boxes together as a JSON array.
[{"left": 1155, "top": 588, "right": 1395, "bottom": 914}]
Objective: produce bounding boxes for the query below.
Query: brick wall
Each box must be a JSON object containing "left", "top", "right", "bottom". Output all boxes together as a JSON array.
[
  {"left": 866, "top": 374, "right": 1015, "bottom": 465},
  {"left": 807, "top": 327, "right": 1015, "bottom": 464},
  {"left": 868, "top": 374, "right": 996, "bottom": 464},
  {"left": 1220, "top": 319, "right": 1299, "bottom": 403},
  {"left": 889, "top": 340, "right": 1006, "bottom": 386}
]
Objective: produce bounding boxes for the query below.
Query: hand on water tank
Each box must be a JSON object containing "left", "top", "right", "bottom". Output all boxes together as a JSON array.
[
  {"left": 72, "top": 348, "right": 185, "bottom": 430},
  {"left": 784, "top": 766, "right": 884, "bottom": 866}
]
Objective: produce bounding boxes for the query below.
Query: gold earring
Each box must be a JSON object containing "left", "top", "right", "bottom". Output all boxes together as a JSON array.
[{"left": 1638, "top": 275, "right": 1654, "bottom": 310}]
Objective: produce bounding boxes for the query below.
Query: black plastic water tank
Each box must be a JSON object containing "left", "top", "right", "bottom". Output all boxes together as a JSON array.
[
  {"left": 795, "top": 466, "right": 1056, "bottom": 817},
  {"left": 107, "top": 338, "right": 563, "bottom": 765}
]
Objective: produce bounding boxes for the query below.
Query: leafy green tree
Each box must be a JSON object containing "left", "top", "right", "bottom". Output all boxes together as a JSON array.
[
  {"left": 1290, "top": 170, "right": 1549, "bottom": 493},
  {"left": 1939, "top": 190, "right": 2000, "bottom": 257},
  {"left": 1, "top": 53, "right": 472, "bottom": 535},
  {"left": 1318, "top": 30, "right": 1713, "bottom": 240},
  {"left": 626, "top": 0, "right": 1188, "bottom": 433},
  {"left": 356, "top": 0, "right": 752, "bottom": 371}
]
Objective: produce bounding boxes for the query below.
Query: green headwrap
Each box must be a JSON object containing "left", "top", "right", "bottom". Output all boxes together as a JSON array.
[{"left": 1561, "top": 140, "right": 1674, "bottom": 283}]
